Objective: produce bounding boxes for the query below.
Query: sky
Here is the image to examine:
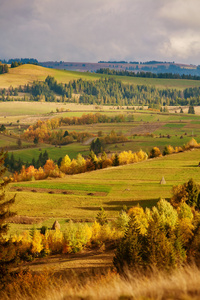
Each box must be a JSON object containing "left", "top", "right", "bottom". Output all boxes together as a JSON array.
[{"left": 1, "top": 0, "right": 200, "bottom": 64}]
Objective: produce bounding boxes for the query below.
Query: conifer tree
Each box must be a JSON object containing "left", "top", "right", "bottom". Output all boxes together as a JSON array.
[
  {"left": 0, "top": 150, "right": 16, "bottom": 243},
  {"left": 188, "top": 105, "right": 195, "bottom": 114}
]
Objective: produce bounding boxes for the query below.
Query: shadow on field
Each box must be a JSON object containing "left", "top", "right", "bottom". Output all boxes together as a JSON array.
[
  {"left": 104, "top": 199, "right": 159, "bottom": 210},
  {"left": 182, "top": 164, "right": 198, "bottom": 168},
  {"left": 77, "top": 199, "right": 161, "bottom": 212}
]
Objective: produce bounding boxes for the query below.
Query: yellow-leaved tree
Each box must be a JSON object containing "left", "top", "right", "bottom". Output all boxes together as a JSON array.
[{"left": 60, "top": 155, "right": 71, "bottom": 174}]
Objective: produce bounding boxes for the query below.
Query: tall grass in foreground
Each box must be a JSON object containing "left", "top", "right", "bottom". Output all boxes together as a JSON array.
[{"left": 2, "top": 265, "right": 200, "bottom": 300}]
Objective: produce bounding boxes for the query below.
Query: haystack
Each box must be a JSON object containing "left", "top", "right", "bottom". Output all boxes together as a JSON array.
[
  {"left": 52, "top": 220, "right": 60, "bottom": 230},
  {"left": 160, "top": 176, "right": 166, "bottom": 185}
]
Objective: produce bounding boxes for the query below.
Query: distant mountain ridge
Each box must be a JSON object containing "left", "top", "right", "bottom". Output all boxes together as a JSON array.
[
  {"left": 39, "top": 61, "right": 199, "bottom": 76},
  {"left": 0, "top": 58, "right": 199, "bottom": 76}
]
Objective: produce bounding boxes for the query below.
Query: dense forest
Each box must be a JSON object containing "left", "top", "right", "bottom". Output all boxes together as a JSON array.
[
  {"left": 1, "top": 75, "right": 200, "bottom": 106},
  {"left": 24, "top": 76, "right": 200, "bottom": 106}
]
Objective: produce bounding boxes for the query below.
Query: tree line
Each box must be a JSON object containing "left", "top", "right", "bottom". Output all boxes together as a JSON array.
[{"left": 96, "top": 68, "right": 200, "bottom": 80}]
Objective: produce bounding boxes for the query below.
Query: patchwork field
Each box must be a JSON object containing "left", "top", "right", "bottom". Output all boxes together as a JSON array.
[{"left": 4, "top": 108, "right": 200, "bottom": 162}]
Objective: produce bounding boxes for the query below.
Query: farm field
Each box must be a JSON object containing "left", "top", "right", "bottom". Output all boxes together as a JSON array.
[
  {"left": 3, "top": 108, "right": 200, "bottom": 162},
  {"left": 11, "top": 143, "right": 90, "bottom": 162},
  {"left": 1, "top": 64, "right": 200, "bottom": 89},
  {"left": 8, "top": 149, "right": 200, "bottom": 234}
]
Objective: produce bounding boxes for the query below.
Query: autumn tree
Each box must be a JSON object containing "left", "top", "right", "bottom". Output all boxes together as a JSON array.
[
  {"left": 60, "top": 155, "right": 71, "bottom": 173},
  {"left": 171, "top": 179, "right": 199, "bottom": 208},
  {"left": 0, "top": 150, "right": 16, "bottom": 279},
  {"left": 149, "top": 147, "right": 162, "bottom": 158}
]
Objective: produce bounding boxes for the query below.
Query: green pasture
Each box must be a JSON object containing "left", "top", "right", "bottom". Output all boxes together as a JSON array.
[
  {"left": 8, "top": 148, "right": 200, "bottom": 235},
  {"left": 1, "top": 64, "right": 200, "bottom": 90},
  {"left": 9, "top": 143, "right": 90, "bottom": 162},
  {"left": 13, "top": 182, "right": 111, "bottom": 193},
  {"left": 0, "top": 133, "right": 32, "bottom": 148},
  {"left": 106, "top": 135, "right": 195, "bottom": 154}
]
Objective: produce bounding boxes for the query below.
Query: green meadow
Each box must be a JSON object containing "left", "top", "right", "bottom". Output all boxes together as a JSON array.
[{"left": 11, "top": 143, "right": 90, "bottom": 162}]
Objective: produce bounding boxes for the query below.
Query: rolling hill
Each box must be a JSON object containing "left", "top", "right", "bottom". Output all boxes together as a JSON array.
[{"left": 1, "top": 64, "right": 200, "bottom": 89}]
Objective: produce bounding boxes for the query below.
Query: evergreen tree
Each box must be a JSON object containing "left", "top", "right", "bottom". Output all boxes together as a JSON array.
[
  {"left": 33, "top": 136, "right": 39, "bottom": 144},
  {"left": 63, "top": 130, "right": 69, "bottom": 137},
  {"left": 31, "top": 158, "right": 36, "bottom": 167},
  {"left": 96, "top": 207, "right": 108, "bottom": 225},
  {"left": 113, "top": 154, "right": 119, "bottom": 166},
  {"left": 188, "top": 105, "right": 195, "bottom": 114},
  {"left": 42, "top": 150, "right": 49, "bottom": 165},
  {"left": 90, "top": 138, "right": 102, "bottom": 155},
  {"left": 0, "top": 125, "right": 6, "bottom": 132}
]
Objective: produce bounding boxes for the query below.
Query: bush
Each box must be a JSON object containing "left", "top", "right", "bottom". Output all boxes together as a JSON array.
[
  {"left": 96, "top": 207, "right": 108, "bottom": 226},
  {"left": 149, "top": 147, "right": 162, "bottom": 158}
]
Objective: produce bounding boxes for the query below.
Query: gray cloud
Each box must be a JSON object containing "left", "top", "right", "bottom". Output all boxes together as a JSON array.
[{"left": 0, "top": 0, "right": 200, "bottom": 64}]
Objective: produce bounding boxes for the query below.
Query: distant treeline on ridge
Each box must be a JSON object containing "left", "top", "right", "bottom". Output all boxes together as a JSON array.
[{"left": 96, "top": 68, "right": 200, "bottom": 80}]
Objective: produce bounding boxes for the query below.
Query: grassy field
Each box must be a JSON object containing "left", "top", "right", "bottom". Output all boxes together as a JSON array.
[
  {"left": 10, "top": 143, "right": 90, "bottom": 162},
  {"left": 8, "top": 149, "right": 200, "bottom": 234},
  {"left": 1, "top": 64, "right": 200, "bottom": 89}
]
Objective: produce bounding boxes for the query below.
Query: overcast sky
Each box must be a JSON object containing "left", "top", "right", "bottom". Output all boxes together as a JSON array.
[{"left": 1, "top": 0, "right": 200, "bottom": 64}]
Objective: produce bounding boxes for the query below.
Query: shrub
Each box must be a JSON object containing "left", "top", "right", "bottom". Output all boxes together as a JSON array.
[
  {"left": 163, "top": 145, "right": 174, "bottom": 156},
  {"left": 149, "top": 147, "right": 162, "bottom": 158},
  {"left": 96, "top": 207, "right": 108, "bottom": 226}
]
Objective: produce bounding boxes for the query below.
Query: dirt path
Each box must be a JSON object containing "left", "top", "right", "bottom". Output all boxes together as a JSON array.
[{"left": 83, "top": 137, "right": 96, "bottom": 145}]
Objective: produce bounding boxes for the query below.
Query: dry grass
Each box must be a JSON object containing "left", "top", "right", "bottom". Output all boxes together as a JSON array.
[
  {"left": 58, "top": 265, "right": 200, "bottom": 300},
  {"left": 3, "top": 265, "right": 200, "bottom": 299}
]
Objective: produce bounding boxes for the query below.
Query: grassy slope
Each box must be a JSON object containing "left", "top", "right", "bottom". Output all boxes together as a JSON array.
[
  {"left": 12, "top": 143, "right": 90, "bottom": 162},
  {"left": 1, "top": 64, "right": 200, "bottom": 89},
  {"left": 9, "top": 149, "right": 200, "bottom": 234}
]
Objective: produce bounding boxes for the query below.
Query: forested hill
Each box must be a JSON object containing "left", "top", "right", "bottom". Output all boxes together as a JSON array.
[{"left": 4, "top": 75, "right": 200, "bottom": 107}]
